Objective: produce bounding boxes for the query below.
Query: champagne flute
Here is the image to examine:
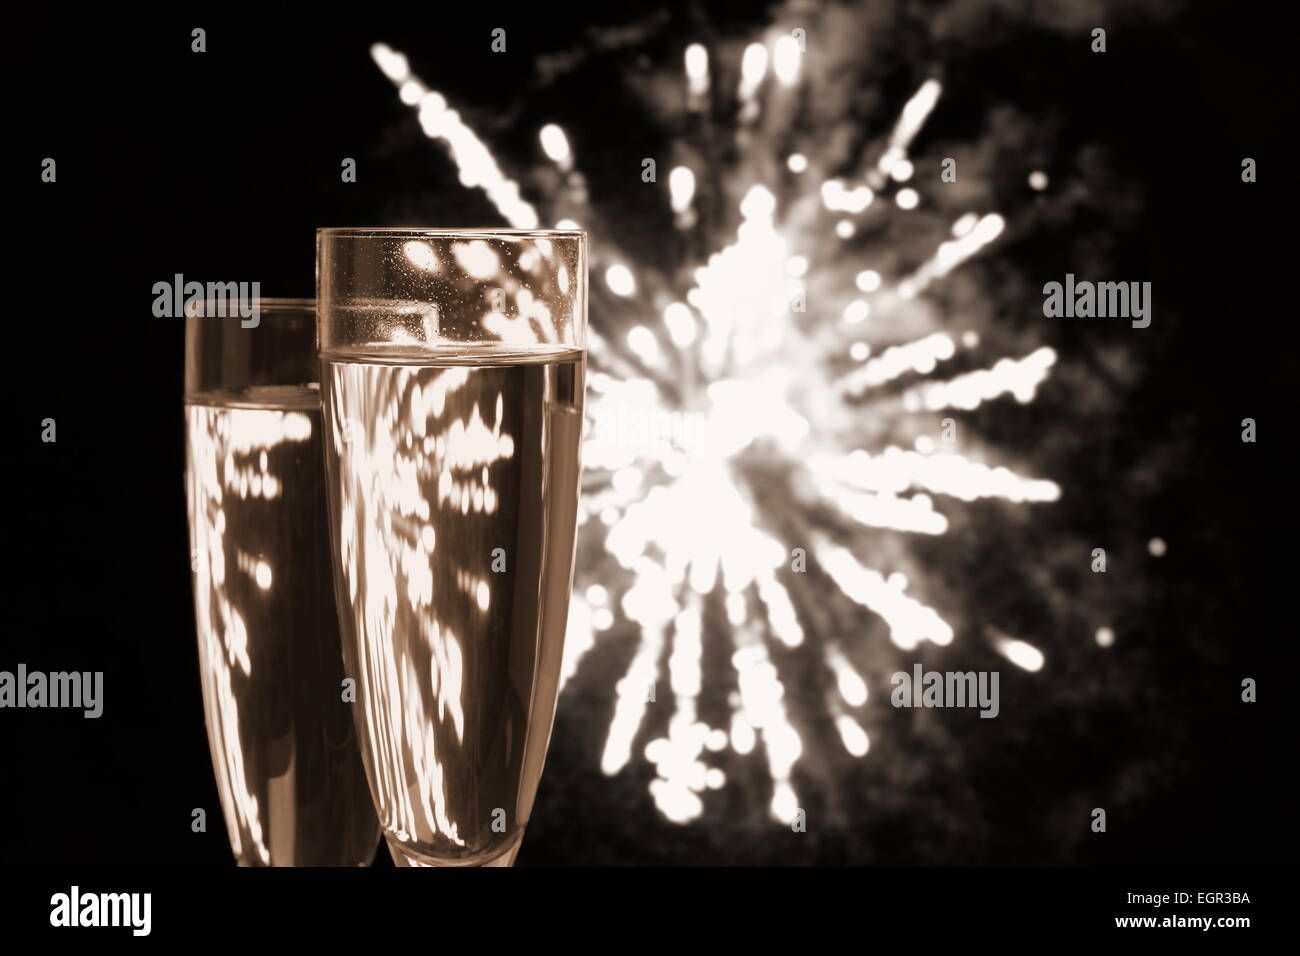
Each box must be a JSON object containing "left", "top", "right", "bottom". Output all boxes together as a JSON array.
[
  {"left": 317, "top": 229, "right": 586, "bottom": 867},
  {"left": 185, "top": 298, "right": 381, "bottom": 866}
]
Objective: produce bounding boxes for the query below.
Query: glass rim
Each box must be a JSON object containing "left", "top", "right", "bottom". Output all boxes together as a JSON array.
[
  {"left": 316, "top": 227, "right": 586, "bottom": 239},
  {"left": 185, "top": 297, "right": 315, "bottom": 316}
]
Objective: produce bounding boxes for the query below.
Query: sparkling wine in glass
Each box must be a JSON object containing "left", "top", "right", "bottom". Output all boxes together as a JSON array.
[
  {"left": 317, "top": 229, "right": 586, "bottom": 866},
  {"left": 185, "top": 298, "right": 381, "bottom": 866}
]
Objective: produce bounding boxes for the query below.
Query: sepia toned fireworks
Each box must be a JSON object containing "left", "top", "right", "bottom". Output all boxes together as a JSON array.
[{"left": 366, "top": 2, "right": 1137, "bottom": 830}]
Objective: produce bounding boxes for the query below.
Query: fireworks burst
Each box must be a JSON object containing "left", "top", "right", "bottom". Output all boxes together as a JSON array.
[{"left": 369, "top": 13, "right": 1075, "bottom": 826}]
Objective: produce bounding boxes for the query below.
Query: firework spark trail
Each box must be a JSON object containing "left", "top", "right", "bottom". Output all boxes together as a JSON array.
[
  {"left": 903, "top": 347, "right": 1057, "bottom": 411},
  {"left": 370, "top": 30, "right": 1059, "bottom": 823}
]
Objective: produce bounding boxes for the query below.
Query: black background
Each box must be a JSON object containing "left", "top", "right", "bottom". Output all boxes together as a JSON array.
[{"left": 7, "top": 1, "right": 1297, "bottom": 870}]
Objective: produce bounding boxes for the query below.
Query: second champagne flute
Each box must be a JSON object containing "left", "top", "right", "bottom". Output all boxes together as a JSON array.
[
  {"left": 317, "top": 228, "right": 586, "bottom": 867},
  {"left": 185, "top": 298, "right": 380, "bottom": 866}
]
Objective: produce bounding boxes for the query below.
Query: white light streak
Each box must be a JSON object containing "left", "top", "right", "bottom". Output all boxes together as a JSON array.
[
  {"left": 843, "top": 299, "right": 870, "bottom": 324},
  {"left": 811, "top": 448, "right": 1060, "bottom": 504},
  {"left": 903, "top": 347, "right": 1057, "bottom": 411},
  {"left": 773, "top": 35, "right": 801, "bottom": 87},
  {"left": 993, "top": 635, "right": 1046, "bottom": 671},
  {"left": 669, "top": 166, "right": 696, "bottom": 213},
  {"left": 821, "top": 179, "right": 874, "bottom": 213},
  {"left": 370, "top": 43, "right": 409, "bottom": 82},
  {"left": 685, "top": 43, "right": 709, "bottom": 96},
  {"left": 369, "top": 44, "right": 539, "bottom": 228},
  {"left": 882, "top": 79, "right": 942, "bottom": 168},
  {"left": 738, "top": 43, "right": 769, "bottom": 100},
  {"left": 835, "top": 715, "right": 871, "bottom": 757},
  {"left": 605, "top": 264, "right": 637, "bottom": 296},
  {"left": 818, "top": 542, "right": 954, "bottom": 649},
  {"left": 839, "top": 333, "right": 956, "bottom": 394},
  {"left": 663, "top": 302, "right": 698, "bottom": 347},
  {"left": 539, "top": 123, "right": 572, "bottom": 169},
  {"left": 855, "top": 269, "right": 882, "bottom": 292},
  {"left": 899, "top": 214, "right": 1005, "bottom": 297}
]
